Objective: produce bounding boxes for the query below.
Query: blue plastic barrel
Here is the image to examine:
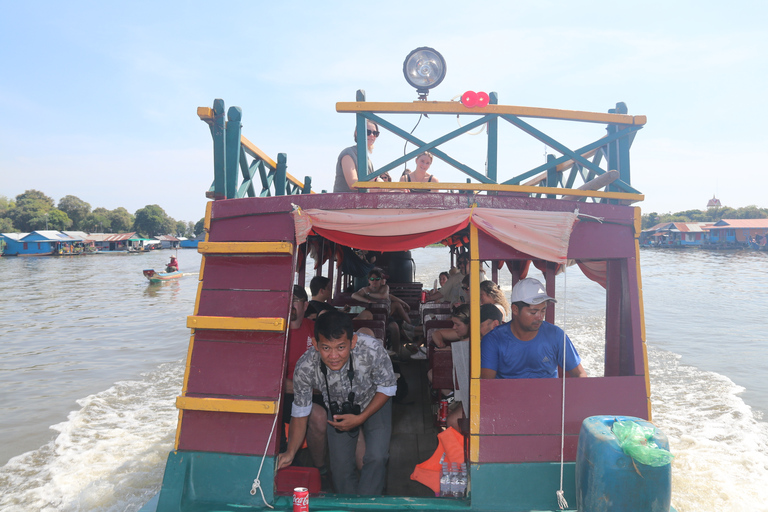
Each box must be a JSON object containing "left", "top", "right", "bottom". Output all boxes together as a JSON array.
[{"left": 576, "top": 415, "right": 672, "bottom": 512}]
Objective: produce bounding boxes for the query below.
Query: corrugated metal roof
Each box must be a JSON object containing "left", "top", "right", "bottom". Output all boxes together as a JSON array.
[
  {"left": 710, "top": 219, "right": 768, "bottom": 229},
  {"left": 1, "top": 233, "right": 28, "bottom": 240},
  {"left": 101, "top": 232, "right": 137, "bottom": 241},
  {"left": 156, "top": 235, "right": 180, "bottom": 241}
]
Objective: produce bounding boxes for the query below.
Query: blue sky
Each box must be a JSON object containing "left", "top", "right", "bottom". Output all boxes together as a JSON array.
[{"left": 2, "top": 1, "right": 766, "bottom": 223}]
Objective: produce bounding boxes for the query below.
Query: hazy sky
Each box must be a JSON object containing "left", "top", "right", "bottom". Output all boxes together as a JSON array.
[{"left": 2, "top": 1, "right": 766, "bottom": 223}]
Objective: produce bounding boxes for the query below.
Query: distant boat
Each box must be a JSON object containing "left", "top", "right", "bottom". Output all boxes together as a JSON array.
[{"left": 143, "top": 269, "right": 183, "bottom": 282}]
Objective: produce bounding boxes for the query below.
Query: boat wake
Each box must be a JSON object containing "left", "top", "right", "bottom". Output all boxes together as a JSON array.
[{"left": 0, "top": 362, "right": 182, "bottom": 512}]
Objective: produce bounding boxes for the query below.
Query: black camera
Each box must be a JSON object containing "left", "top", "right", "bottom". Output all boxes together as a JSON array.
[{"left": 329, "top": 392, "right": 361, "bottom": 433}]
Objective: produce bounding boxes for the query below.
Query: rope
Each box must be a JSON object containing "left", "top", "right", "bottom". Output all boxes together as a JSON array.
[
  {"left": 249, "top": 387, "right": 281, "bottom": 509},
  {"left": 556, "top": 268, "right": 569, "bottom": 510}
]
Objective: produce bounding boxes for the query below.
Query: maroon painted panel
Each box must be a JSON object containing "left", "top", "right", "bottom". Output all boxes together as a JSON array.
[
  {"left": 196, "top": 290, "right": 291, "bottom": 318},
  {"left": 567, "top": 221, "right": 635, "bottom": 259},
  {"left": 178, "top": 410, "right": 279, "bottom": 455},
  {"left": 186, "top": 339, "right": 285, "bottom": 398},
  {"left": 476, "top": 218, "right": 635, "bottom": 261},
  {"left": 209, "top": 212, "right": 295, "bottom": 242},
  {"left": 192, "top": 330, "right": 286, "bottom": 345},
  {"left": 479, "top": 376, "right": 648, "bottom": 435},
  {"left": 477, "top": 230, "right": 534, "bottom": 261},
  {"left": 478, "top": 434, "right": 579, "bottom": 463},
  {"left": 202, "top": 255, "right": 294, "bottom": 291}
]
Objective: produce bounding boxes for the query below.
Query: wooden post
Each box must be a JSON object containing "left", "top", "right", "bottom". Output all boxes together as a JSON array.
[
  {"left": 486, "top": 92, "right": 499, "bottom": 183},
  {"left": 225, "top": 107, "right": 242, "bottom": 200},
  {"left": 211, "top": 99, "right": 226, "bottom": 200},
  {"left": 355, "top": 90, "right": 369, "bottom": 186},
  {"left": 275, "top": 153, "right": 287, "bottom": 196}
]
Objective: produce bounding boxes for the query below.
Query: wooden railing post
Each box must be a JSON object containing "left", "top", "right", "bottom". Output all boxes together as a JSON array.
[
  {"left": 275, "top": 153, "right": 287, "bottom": 196},
  {"left": 225, "top": 107, "right": 243, "bottom": 199},
  {"left": 486, "top": 92, "right": 499, "bottom": 183},
  {"left": 355, "top": 90, "right": 369, "bottom": 187},
  {"left": 211, "top": 99, "right": 226, "bottom": 200}
]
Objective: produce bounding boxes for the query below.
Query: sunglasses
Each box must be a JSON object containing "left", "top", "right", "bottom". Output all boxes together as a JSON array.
[
  {"left": 369, "top": 277, "right": 381, "bottom": 281},
  {"left": 367, "top": 129, "right": 380, "bottom": 137}
]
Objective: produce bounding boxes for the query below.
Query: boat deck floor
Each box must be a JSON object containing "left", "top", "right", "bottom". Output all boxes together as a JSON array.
[{"left": 386, "top": 358, "right": 439, "bottom": 497}]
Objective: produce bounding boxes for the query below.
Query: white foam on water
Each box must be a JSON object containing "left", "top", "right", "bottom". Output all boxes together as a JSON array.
[
  {"left": 568, "top": 317, "right": 768, "bottom": 512},
  {"left": 0, "top": 361, "right": 182, "bottom": 512},
  {"left": 649, "top": 349, "right": 768, "bottom": 512}
]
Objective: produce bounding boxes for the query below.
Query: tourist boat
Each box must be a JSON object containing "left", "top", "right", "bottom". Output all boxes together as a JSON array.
[
  {"left": 143, "top": 269, "right": 183, "bottom": 283},
  {"left": 141, "top": 49, "right": 673, "bottom": 512}
]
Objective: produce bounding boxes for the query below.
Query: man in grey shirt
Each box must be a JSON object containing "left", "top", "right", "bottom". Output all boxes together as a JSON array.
[{"left": 277, "top": 310, "right": 397, "bottom": 495}]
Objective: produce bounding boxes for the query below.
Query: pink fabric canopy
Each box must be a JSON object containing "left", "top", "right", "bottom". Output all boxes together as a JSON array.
[{"left": 292, "top": 207, "right": 579, "bottom": 263}]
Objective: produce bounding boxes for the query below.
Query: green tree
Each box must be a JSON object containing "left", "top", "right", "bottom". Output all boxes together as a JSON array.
[
  {"left": 82, "top": 207, "right": 112, "bottom": 232},
  {"left": 186, "top": 221, "right": 195, "bottom": 238},
  {"left": 109, "top": 207, "right": 134, "bottom": 233},
  {"left": 0, "top": 217, "right": 15, "bottom": 232},
  {"left": 28, "top": 208, "right": 72, "bottom": 231},
  {"left": 642, "top": 212, "right": 660, "bottom": 230},
  {"left": 733, "top": 205, "right": 768, "bottom": 219},
  {"left": 7, "top": 190, "right": 55, "bottom": 232},
  {"left": 194, "top": 218, "right": 205, "bottom": 236},
  {"left": 58, "top": 195, "right": 91, "bottom": 230},
  {"left": 175, "top": 220, "right": 187, "bottom": 237},
  {"left": 133, "top": 205, "right": 175, "bottom": 237}
]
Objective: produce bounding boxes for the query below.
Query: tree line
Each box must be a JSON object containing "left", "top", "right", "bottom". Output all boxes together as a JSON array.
[
  {"left": 0, "top": 190, "right": 205, "bottom": 238},
  {"left": 642, "top": 205, "right": 768, "bottom": 230}
]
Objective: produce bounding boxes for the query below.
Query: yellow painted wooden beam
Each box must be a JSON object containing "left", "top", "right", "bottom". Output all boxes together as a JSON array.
[
  {"left": 337, "top": 101, "right": 646, "bottom": 126},
  {"left": 187, "top": 315, "right": 286, "bottom": 332},
  {"left": 354, "top": 181, "right": 644, "bottom": 203},
  {"left": 176, "top": 396, "right": 277, "bottom": 415},
  {"left": 198, "top": 241, "right": 294, "bottom": 254}
]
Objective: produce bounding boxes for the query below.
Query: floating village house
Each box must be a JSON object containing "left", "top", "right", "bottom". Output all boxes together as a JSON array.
[
  {"left": 156, "top": 235, "right": 180, "bottom": 249},
  {"left": 0, "top": 230, "right": 84, "bottom": 256},
  {"left": 640, "top": 222, "right": 713, "bottom": 247},
  {"left": 704, "top": 219, "right": 768, "bottom": 246}
]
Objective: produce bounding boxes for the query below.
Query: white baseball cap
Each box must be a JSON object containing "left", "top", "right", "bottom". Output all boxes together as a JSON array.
[{"left": 510, "top": 278, "right": 557, "bottom": 305}]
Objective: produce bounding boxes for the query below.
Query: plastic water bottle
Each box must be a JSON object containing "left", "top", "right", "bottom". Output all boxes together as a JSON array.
[
  {"left": 440, "top": 462, "right": 451, "bottom": 497},
  {"left": 456, "top": 463, "right": 467, "bottom": 497}
]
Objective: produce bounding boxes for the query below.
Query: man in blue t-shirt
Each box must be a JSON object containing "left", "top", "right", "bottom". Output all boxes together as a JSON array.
[{"left": 480, "top": 278, "right": 587, "bottom": 379}]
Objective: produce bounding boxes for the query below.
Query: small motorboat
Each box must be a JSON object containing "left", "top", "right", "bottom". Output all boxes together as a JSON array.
[{"left": 143, "top": 269, "right": 183, "bottom": 283}]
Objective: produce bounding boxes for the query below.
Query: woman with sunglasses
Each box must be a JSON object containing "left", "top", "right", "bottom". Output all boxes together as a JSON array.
[
  {"left": 334, "top": 120, "right": 384, "bottom": 193},
  {"left": 399, "top": 151, "right": 439, "bottom": 193}
]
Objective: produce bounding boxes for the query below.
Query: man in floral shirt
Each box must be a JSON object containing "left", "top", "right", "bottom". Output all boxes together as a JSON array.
[{"left": 277, "top": 310, "right": 397, "bottom": 495}]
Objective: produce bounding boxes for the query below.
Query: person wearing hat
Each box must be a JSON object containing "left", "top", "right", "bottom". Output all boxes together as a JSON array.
[{"left": 480, "top": 278, "right": 587, "bottom": 379}]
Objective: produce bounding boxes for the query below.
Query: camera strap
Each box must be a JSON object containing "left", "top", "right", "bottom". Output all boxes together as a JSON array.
[{"left": 320, "top": 353, "right": 355, "bottom": 409}]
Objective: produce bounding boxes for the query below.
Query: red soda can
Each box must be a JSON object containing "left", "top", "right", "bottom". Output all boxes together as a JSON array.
[
  {"left": 438, "top": 399, "right": 448, "bottom": 427},
  {"left": 293, "top": 487, "right": 309, "bottom": 512},
  {"left": 421, "top": 290, "right": 427, "bottom": 303}
]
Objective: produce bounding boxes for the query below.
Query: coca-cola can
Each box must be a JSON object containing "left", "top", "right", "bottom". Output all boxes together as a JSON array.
[
  {"left": 438, "top": 399, "right": 448, "bottom": 426},
  {"left": 293, "top": 487, "right": 309, "bottom": 512},
  {"left": 420, "top": 290, "right": 427, "bottom": 303}
]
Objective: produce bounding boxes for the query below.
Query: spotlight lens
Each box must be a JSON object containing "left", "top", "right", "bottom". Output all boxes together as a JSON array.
[{"left": 403, "top": 47, "right": 446, "bottom": 91}]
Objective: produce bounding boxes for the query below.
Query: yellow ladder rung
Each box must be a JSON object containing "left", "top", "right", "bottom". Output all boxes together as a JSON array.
[
  {"left": 177, "top": 396, "right": 277, "bottom": 414},
  {"left": 198, "top": 241, "right": 294, "bottom": 254},
  {"left": 187, "top": 315, "right": 285, "bottom": 331}
]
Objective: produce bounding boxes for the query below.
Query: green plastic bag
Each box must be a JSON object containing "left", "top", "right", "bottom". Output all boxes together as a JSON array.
[{"left": 611, "top": 420, "right": 674, "bottom": 467}]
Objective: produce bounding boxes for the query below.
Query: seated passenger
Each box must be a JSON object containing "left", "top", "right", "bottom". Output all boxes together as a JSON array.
[
  {"left": 305, "top": 276, "right": 336, "bottom": 319},
  {"left": 352, "top": 268, "right": 416, "bottom": 341},
  {"left": 399, "top": 151, "right": 439, "bottom": 192},
  {"left": 445, "top": 304, "right": 504, "bottom": 430},
  {"left": 277, "top": 310, "right": 397, "bottom": 495},
  {"left": 426, "top": 253, "right": 485, "bottom": 304},
  {"left": 480, "top": 278, "right": 587, "bottom": 379},
  {"left": 166, "top": 256, "right": 179, "bottom": 273},
  {"left": 462, "top": 278, "right": 510, "bottom": 321},
  {"left": 283, "top": 286, "right": 328, "bottom": 479}
]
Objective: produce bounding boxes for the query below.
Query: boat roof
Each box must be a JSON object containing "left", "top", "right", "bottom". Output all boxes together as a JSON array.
[{"left": 707, "top": 218, "right": 768, "bottom": 229}]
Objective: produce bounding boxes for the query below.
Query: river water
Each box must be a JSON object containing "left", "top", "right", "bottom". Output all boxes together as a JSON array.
[{"left": 0, "top": 247, "right": 766, "bottom": 511}]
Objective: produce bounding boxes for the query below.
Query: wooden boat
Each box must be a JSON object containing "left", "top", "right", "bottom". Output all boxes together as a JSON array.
[
  {"left": 143, "top": 269, "right": 183, "bottom": 282},
  {"left": 142, "top": 58, "right": 673, "bottom": 511}
]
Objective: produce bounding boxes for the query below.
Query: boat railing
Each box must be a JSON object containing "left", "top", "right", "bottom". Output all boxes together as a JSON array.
[
  {"left": 341, "top": 89, "right": 645, "bottom": 203},
  {"left": 199, "top": 92, "right": 645, "bottom": 203},
  {"left": 198, "top": 100, "right": 313, "bottom": 200}
]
